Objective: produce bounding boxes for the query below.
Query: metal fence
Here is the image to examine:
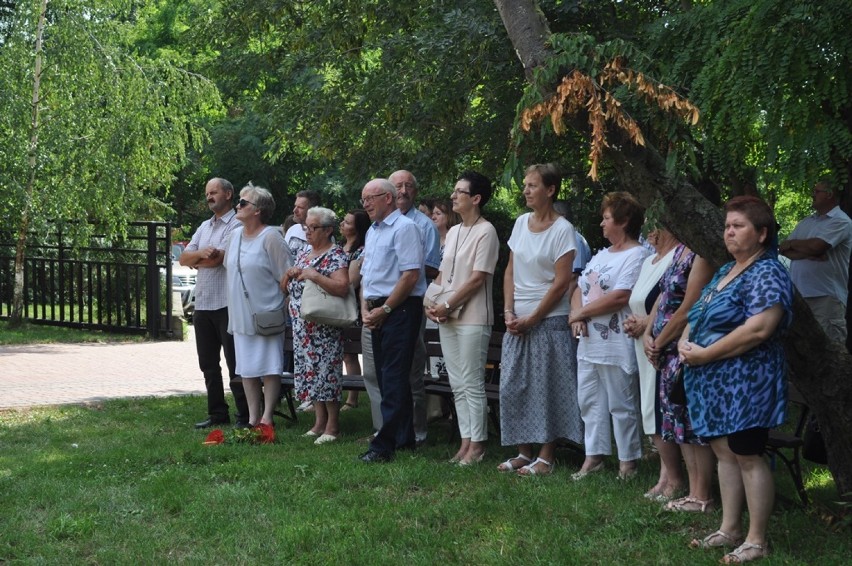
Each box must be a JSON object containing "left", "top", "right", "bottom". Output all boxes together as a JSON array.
[{"left": 0, "top": 221, "right": 176, "bottom": 338}]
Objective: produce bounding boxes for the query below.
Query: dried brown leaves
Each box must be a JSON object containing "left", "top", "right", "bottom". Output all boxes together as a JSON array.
[{"left": 520, "top": 57, "right": 699, "bottom": 180}]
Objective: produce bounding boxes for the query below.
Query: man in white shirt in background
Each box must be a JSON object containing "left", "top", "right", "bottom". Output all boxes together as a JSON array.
[
  {"left": 181, "top": 177, "right": 249, "bottom": 429},
  {"left": 284, "top": 190, "right": 320, "bottom": 258},
  {"left": 780, "top": 180, "right": 852, "bottom": 345}
]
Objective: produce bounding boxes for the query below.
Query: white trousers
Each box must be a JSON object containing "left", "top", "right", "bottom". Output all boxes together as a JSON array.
[
  {"left": 439, "top": 323, "right": 490, "bottom": 442},
  {"left": 577, "top": 361, "right": 642, "bottom": 461}
]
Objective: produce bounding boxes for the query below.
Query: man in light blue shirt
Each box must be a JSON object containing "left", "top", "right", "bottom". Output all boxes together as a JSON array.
[{"left": 358, "top": 178, "right": 425, "bottom": 462}]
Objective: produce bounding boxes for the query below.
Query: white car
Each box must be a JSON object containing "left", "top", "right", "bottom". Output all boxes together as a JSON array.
[{"left": 170, "top": 244, "right": 197, "bottom": 319}]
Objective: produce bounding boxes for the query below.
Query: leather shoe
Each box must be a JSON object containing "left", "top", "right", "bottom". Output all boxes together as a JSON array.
[
  {"left": 359, "top": 449, "right": 394, "bottom": 463},
  {"left": 195, "top": 417, "right": 229, "bottom": 429},
  {"left": 234, "top": 421, "right": 252, "bottom": 430}
]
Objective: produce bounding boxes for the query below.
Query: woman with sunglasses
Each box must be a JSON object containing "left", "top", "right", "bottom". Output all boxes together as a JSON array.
[
  {"left": 224, "top": 184, "right": 292, "bottom": 429},
  {"left": 282, "top": 206, "right": 351, "bottom": 444}
]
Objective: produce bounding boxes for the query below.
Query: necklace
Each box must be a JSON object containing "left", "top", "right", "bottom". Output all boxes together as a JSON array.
[{"left": 447, "top": 215, "right": 481, "bottom": 284}]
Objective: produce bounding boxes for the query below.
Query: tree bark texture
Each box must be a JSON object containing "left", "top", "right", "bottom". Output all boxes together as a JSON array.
[
  {"left": 12, "top": 0, "right": 48, "bottom": 327},
  {"left": 494, "top": 0, "right": 852, "bottom": 499},
  {"left": 493, "top": 0, "right": 553, "bottom": 82}
]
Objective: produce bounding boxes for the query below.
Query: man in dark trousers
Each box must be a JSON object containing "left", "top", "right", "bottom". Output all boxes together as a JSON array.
[
  {"left": 358, "top": 178, "right": 425, "bottom": 462},
  {"left": 181, "top": 177, "right": 250, "bottom": 428}
]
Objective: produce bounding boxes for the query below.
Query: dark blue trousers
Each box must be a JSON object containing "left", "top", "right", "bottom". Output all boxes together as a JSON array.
[
  {"left": 193, "top": 307, "right": 249, "bottom": 423},
  {"left": 369, "top": 296, "right": 423, "bottom": 454}
]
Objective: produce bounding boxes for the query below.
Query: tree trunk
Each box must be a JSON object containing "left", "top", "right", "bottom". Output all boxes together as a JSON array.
[
  {"left": 494, "top": 0, "right": 852, "bottom": 499},
  {"left": 11, "top": 0, "right": 48, "bottom": 327},
  {"left": 493, "top": 0, "right": 552, "bottom": 82}
]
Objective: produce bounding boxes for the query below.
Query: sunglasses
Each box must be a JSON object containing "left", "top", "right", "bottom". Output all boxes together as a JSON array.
[{"left": 238, "top": 198, "right": 256, "bottom": 208}]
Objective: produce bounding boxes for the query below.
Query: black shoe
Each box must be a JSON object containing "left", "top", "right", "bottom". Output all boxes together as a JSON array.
[
  {"left": 359, "top": 449, "right": 394, "bottom": 463},
  {"left": 234, "top": 421, "right": 252, "bottom": 430},
  {"left": 195, "top": 417, "right": 230, "bottom": 429}
]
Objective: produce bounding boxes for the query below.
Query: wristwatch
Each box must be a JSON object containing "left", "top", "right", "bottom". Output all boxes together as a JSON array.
[
  {"left": 443, "top": 301, "right": 452, "bottom": 312},
  {"left": 382, "top": 304, "right": 393, "bottom": 314}
]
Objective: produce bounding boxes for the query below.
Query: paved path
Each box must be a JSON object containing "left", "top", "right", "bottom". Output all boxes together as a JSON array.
[{"left": 0, "top": 327, "right": 206, "bottom": 410}]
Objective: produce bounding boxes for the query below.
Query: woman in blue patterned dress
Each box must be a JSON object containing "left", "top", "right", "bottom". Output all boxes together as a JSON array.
[
  {"left": 283, "top": 207, "right": 350, "bottom": 445},
  {"left": 678, "top": 196, "right": 792, "bottom": 564}
]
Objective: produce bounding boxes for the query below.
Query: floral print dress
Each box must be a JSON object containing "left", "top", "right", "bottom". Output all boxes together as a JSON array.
[
  {"left": 287, "top": 245, "right": 349, "bottom": 402},
  {"left": 654, "top": 244, "right": 704, "bottom": 444}
]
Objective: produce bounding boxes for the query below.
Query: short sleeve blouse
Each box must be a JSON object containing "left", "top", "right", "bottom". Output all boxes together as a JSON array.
[{"left": 684, "top": 255, "right": 793, "bottom": 436}]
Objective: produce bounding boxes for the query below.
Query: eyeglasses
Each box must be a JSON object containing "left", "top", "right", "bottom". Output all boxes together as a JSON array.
[
  {"left": 238, "top": 198, "right": 256, "bottom": 208},
  {"left": 451, "top": 189, "right": 471, "bottom": 196},
  {"left": 305, "top": 224, "right": 334, "bottom": 233},
  {"left": 359, "top": 192, "right": 388, "bottom": 206}
]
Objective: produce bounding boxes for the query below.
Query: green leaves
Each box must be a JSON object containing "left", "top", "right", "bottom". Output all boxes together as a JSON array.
[
  {"left": 0, "top": 0, "right": 221, "bottom": 236},
  {"left": 647, "top": 0, "right": 852, "bottom": 192}
]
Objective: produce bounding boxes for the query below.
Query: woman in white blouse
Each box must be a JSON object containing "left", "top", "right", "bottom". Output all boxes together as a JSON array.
[
  {"left": 498, "top": 163, "right": 582, "bottom": 476},
  {"left": 570, "top": 192, "right": 649, "bottom": 480},
  {"left": 224, "top": 184, "right": 293, "bottom": 428}
]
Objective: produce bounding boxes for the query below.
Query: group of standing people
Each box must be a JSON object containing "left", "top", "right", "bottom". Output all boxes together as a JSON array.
[
  {"left": 182, "top": 168, "right": 848, "bottom": 565},
  {"left": 492, "top": 165, "right": 826, "bottom": 565}
]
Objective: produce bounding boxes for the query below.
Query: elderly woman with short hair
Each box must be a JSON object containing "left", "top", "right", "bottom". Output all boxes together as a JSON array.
[
  {"left": 282, "top": 206, "right": 351, "bottom": 444},
  {"left": 570, "top": 191, "right": 649, "bottom": 480},
  {"left": 224, "top": 183, "right": 292, "bottom": 428}
]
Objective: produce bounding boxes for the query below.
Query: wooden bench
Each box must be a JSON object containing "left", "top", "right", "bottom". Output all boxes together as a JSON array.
[
  {"left": 278, "top": 324, "right": 505, "bottom": 437},
  {"left": 277, "top": 326, "right": 365, "bottom": 424},
  {"left": 765, "top": 382, "right": 810, "bottom": 506},
  {"left": 422, "top": 327, "right": 504, "bottom": 439}
]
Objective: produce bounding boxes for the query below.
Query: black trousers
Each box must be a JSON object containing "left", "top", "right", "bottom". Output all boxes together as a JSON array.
[
  {"left": 193, "top": 307, "right": 249, "bottom": 422},
  {"left": 369, "top": 296, "right": 423, "bottom": 454}
]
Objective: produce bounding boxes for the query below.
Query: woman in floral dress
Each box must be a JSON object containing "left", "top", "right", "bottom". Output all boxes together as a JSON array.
[
  {"left": 643, "top": 241, "right": 715, "bottom": 511},
  {"left": 283, "top": 207, "right": 350, "bottom": 444}
]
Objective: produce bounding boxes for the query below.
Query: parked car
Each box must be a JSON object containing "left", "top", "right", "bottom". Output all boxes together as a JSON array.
[{"left": 170, "top": 243, "right": 196, "bottom": 319}]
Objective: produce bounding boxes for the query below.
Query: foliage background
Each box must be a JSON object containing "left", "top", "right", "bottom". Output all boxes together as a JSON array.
[{"left": 3, "top": 0, "right": 849, "bottom": 241}]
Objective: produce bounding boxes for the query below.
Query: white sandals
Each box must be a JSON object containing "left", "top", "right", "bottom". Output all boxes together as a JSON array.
[{"left": 497, "top": 454, "right": 532, "bottom": 472}]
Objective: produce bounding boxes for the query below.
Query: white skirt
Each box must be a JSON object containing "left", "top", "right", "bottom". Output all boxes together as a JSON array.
[{"left": 234, "top": 332, "right": 285, "bottom": 378}]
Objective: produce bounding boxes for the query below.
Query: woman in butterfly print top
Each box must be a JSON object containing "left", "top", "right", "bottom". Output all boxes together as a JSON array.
[{"left": 569, "top": 192, "right": 650, "bottom": 480}]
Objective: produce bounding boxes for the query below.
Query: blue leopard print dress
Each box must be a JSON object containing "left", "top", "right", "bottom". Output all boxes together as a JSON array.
[{"left": 684, "top": 254, "right": 793, "bottom": 437}]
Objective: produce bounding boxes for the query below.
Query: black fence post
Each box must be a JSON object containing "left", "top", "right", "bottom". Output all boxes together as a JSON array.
[{"left": 146, "top": 223, "right": 162, "bottom": 338}]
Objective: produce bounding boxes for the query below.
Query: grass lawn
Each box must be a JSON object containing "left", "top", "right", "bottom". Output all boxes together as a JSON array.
[
  {"left": 0, "top": 320, "right": 147, "bottom": 346},
  {"left": 0, "top": 394, "right": 848, "bottom": 564}
]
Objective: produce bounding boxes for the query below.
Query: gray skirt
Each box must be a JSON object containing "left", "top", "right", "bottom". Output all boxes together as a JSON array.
[{"left": 499, "top": 315, "right": 583, "bottom": 446}]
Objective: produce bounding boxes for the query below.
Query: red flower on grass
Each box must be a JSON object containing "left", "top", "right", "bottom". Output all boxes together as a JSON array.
[
  {"left": 255, "top": 423, "right": 275, "bottom": 444},
  {"left": 201, "top": 424, "right": 275, "bottom": 445},
  {"left": 203, "top": 429, "right": 225, "bottom": 445}
]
